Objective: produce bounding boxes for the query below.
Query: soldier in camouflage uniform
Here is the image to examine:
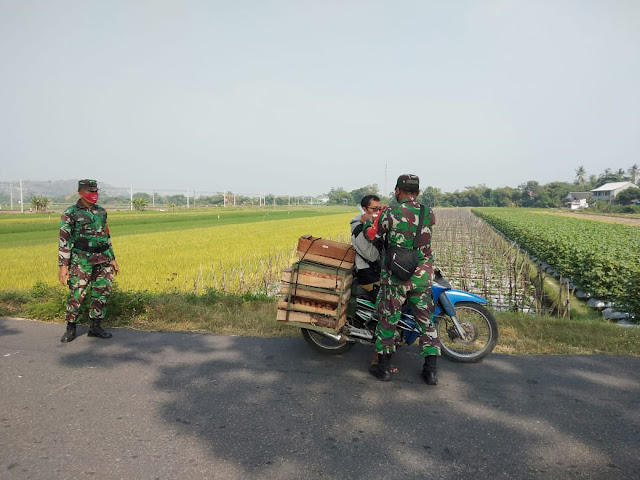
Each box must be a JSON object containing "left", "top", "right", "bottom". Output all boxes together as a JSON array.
[
  {"left": 364, "top": 174, "right": 440, "bottom": 384},
  {"left": 58, "top": 179, "right": 120, "bottom": 343}
]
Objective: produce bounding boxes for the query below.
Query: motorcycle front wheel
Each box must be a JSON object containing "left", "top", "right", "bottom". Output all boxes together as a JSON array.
[
  {"left": 435, "top": 301, "right": 498, "bottom": 363},
  {"left": 301, "top": 328, "right": 355, "bottom": 355}
]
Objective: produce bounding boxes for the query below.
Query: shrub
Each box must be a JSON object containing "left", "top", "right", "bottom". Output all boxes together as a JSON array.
[{"left": 24, "top": 281, "right": 67, "bottom": 321}]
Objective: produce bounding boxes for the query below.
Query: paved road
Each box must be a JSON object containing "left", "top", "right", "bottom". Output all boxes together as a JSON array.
[{"left": 1, "top": 317, "right": 639, "bottom": 480}]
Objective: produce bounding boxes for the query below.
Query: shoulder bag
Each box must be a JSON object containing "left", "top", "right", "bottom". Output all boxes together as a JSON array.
[{"left": 385, "top": 205, "right": 425, "bottom": 281}]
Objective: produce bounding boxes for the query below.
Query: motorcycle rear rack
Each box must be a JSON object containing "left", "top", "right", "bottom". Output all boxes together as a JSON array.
[{"left": 280, "top": 320, "right": 344, "bottom": 335}]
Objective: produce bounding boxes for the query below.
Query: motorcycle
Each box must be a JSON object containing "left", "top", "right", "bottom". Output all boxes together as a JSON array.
[{"left": 300, "top": 269, "right": 498, "bottom": 363}]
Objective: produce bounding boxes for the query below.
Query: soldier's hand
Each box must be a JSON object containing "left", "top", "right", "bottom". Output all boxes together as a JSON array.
[
  {"left": 58, "top": 266, "right": 69, "bottom": 286},
  {"left": 360, "top": 212, "right": 373, "bottom": 223},
  {"left": 111, "top": 260, "right": 120, "bottom": 275}
]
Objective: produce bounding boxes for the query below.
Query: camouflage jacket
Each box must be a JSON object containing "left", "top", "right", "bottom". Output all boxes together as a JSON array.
[
  {"left": 364, "top": 199, "right": 435, "bottom": 285},
  {"left": 58, "top": 200, "right": 115, "bottom": 267}
]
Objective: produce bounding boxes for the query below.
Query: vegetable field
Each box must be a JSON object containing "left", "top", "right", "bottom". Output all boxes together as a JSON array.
[
  {"left": 433, "top": 209, "right": 540, "bottom": 313},
  {"left": 473, "top": 208, "right": 640, "bottom": 316}
]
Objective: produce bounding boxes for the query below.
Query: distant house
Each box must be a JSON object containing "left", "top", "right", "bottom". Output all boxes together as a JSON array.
[
  {"left": 564, "top": 192, "right": 591, "bottom": 210},
  {"left": 590, "top": 181, "right": 635, "bottom": 203}
]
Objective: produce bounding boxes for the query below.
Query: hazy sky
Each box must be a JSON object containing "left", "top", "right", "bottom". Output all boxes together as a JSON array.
[{"left": 1, "top": 1, "right": 639, "bottom": 196}]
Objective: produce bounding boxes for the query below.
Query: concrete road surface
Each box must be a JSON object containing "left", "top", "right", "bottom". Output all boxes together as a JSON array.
[{"left": 1, "top": 317, "right": 639, "bottom": 479}]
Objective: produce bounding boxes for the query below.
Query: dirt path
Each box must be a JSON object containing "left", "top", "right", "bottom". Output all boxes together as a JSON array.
[{"left": 540, "top": 211, "right": 640, "bottom": 226}]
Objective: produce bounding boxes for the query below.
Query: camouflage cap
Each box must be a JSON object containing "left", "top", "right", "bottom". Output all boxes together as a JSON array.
[
  {"left": 78, "top": 179, "right": 98, "bottom": 191},
  {"left": 396, "top": 174, "right": 419, "bottom": 191}
]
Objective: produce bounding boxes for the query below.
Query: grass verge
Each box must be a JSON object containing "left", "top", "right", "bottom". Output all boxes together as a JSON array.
[
  {"left": 0, "top": 283, "right": 298, "bottom": 338},
  {"left": 494, "top": 312, "right": 639, "bottom": 356},
  {"left": 1, "top": 285, "right": 638, "bottom": 356}
]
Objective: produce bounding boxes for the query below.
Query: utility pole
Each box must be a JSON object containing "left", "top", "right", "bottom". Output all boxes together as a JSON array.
[
  {"left": 130, "top": 185, "right": 133, "bottom": 211},
  {"left": 152, "top": 190, "right": 155, "bottom": 208},
  {"left": 233, "top": 192, "right": 236, "bottom": 206},
  {"left": 223, "top": 191, "right": 226, "bottom": 208},
  {"left": 19, "top": 179, "right": 24, "bottom": 213},
  {"left": 10, "top": 181, "right": 13, "bottom": 210},
  {"left": 384, "top": 161, "right": 388, "bottom": 196},
  {"left": 194, "top": 190, "right": 196, "bottom": 208},
  {"left": 186, "top": 189, "right": 190, "bottom": 208}
]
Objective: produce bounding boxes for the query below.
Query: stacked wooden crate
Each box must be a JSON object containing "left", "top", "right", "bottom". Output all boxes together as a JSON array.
[{"left": 277, "top": 236, "right": 355, "bottom": 332}]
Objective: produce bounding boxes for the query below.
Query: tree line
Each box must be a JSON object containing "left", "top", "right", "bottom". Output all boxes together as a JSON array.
[
  {"left": 327, "top": 165, "right": 640, "bottom": 211},
  {"left": 24, "top": 191, "right": 319, "bottom": 211},
  {"left": 5, "top": 164, "right": 640, "bottom": 213},
  {"left": 118, "top": 192, "right": 318, "bottom": 210}
]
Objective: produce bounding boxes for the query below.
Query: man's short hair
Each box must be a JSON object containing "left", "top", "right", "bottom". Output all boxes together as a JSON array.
[
  {"left": 398, "top": 184, "right": 419, "bottom": 194},
  {"left": 360, "top": 194, "right": 380, "bottom": 208}
]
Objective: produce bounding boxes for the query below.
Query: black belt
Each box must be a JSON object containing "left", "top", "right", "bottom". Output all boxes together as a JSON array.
[{"left": 73, "top": 243, "right": 110, "bottom": 254}]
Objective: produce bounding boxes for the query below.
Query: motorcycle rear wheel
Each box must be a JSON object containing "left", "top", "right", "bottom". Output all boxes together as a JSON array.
[
  {"left": 301, "top": 328, "right": 355, "bottom": 355},
  {"left": 435, "top": 302, "right": 498, "bottom": 363}
]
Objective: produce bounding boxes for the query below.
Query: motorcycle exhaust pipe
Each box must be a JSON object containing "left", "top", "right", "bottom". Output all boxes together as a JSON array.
[
  {"left": 346, "top": 326, "right": 374, "bottom": 341},
  {"left": 318, "top": 328, "right": 374, "bottom": 343},
  {"left": 320, "top": 331, "right": 347, "bottom": 342}
]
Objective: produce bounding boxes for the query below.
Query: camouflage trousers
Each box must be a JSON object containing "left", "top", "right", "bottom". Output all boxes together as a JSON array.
[
  {"left": 375, "top": 283, "right": 441, "bottom": 357},
  {"left": 65, "top": 260, "right": 114, "bottom": 323}
]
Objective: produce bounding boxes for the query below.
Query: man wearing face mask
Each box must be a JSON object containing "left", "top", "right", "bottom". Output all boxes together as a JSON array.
[
  {"left": 58, "top": 179, "right": 120, "bottom": 343},
  {"left": 364, "top": 174, "right": 440, "bottom": 385}
]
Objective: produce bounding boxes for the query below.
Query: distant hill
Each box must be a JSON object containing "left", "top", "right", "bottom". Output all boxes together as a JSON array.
[{"left": 0, "top": 179, "right": 125, "bottom": 201}]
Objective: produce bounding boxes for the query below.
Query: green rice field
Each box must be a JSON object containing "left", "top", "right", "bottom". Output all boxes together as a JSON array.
[{"left": 1, "top": 206, "right": 355, "bottom": 293}]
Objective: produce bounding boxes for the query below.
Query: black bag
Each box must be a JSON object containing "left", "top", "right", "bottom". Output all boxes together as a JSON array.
[
  {"left": 386, "top": 246, "right": 419, "bottom": 281},
  {"left": 385, "top": 205, "right": 426, "bottom": 281}
]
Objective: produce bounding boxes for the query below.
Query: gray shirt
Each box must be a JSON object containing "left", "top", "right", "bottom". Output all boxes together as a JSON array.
[{"left": 350, "top": 214, "right": 380, "bottom": 271}]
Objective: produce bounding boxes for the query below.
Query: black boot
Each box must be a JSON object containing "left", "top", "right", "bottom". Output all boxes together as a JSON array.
[
  {"left": 422, "top": 355, "right": 438, "bottom": 385},
  {"left": 87, "top": 319, "right": 112, "bottom": 339},
  {"left": 60, "top": 322, "right": 77, "bottom": 343},
  {"left": 369, "top": 353, "right": 392, "bottom": 381}
]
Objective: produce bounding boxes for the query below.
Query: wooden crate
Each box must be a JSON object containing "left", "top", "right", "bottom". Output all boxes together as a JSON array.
[
  {"left": 277, "top": 261, "right": 353, "bottom": 332},
  {"left": 280, "top": 264, "right": 352, "bottom": 292},
  {"left": 297, "top": 235, "right": 355, "bottom": 269},
  {"left": 276, "top": 309, "right": 347, "bottom": 330},
  {"left": 278, "top": 283, "right": 351, "bottom": 306},
  {"left": 277, "top": 296, "right": 349, "bottom": 317}
]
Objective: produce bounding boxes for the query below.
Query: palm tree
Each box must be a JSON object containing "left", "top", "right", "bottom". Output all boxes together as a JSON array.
[
  {"left": 30, "top": 195, "right": 50, "bottom": 213},
  {"left": 132, "top": 197, "right": 148, "bottom": 211},
  {"left": 628, "top": 163, "right": 639, "bottom": 185},
  {"left": 574, "top": 166, "right": 586, "bottom": 188}
]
